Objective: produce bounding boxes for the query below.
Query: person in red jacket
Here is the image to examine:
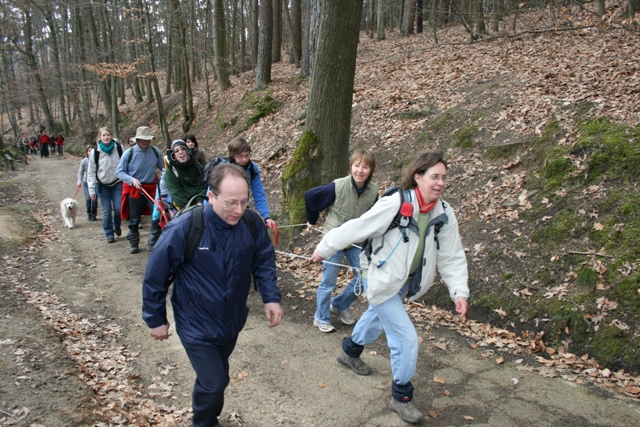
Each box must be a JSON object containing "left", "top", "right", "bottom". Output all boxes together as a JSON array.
[
  {"left": 54, "top": 133, "right": 65, "bottom": 156},
  {"left": 39, "top": 130, "right": 50, "bottom": 158}
]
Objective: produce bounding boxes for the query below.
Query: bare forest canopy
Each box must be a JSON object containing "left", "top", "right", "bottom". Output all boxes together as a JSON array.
[{"left": 1, "top": 0, "right": 639, "bottom": 144}]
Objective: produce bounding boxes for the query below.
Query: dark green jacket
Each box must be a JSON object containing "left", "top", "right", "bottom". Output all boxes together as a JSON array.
[{"left": 164, "top": 155, "right": 207, "bottom": 209}]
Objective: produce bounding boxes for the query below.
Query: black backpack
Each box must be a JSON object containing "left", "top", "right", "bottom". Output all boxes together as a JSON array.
[
  {"left": 203, "top": 156, "right": 257, "bottom": 184},
  {"left": 180, "top": 204, "right": 259, "bottom": 263}
]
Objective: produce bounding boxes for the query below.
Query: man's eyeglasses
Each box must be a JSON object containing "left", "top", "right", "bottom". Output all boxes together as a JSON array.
[
  {"left": 234, "top": 153, "right": 250, "bottom": 160},
  {"left": 214, "top": 194, "right": 250, "bottom": 209}
]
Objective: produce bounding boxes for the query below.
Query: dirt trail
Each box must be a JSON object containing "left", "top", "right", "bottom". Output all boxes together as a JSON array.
[{"left": 1, "top": 157, "right": 639, "bottom": 427}]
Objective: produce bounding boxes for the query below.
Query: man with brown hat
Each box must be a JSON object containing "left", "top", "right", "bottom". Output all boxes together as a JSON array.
[{"left": 116, "top": 126, "right": 164, "bottom": 254}]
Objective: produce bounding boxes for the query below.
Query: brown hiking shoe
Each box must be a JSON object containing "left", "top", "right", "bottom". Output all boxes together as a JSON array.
[
  {"left": 389, "top": 398, "right": 425, "bottom": 424},
  {"left": 337, "top": 349, "right": 372, "bottom": 376}
]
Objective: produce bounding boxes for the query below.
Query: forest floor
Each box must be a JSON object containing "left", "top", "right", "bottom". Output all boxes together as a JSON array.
[
  {"left": 0, "top": 154, "right": 638, "bottom": 427},
  {"left": 2, "top": 7, "right": 640, "bottom": 426}
]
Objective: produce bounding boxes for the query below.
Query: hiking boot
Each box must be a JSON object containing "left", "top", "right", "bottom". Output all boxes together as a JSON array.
[
  {"left": 330, "top": 303, "right": 356, "bottom": 325},
  {"left": 87, "top": 214, "right": 92, "bottom": 221},
  {"left": 130, "top": 245, "right": 139, "bottom": 254},
  {"left": 337, "top": 349, "right": 372, "bottom": 376},
  {"left": 106, "top": 236, "right": 115, "bottom": 243},
  {"left": 147, "top": 242, "right": 155, "bottom": 253},
  {"left": 313, "top": 319, "right": 335, "bottom": 333},
  {"left": 114, "top": 227, "right": 122, "bottom": 236},
  {"left": 389, "top": 398, "right": 425, "bottom": 424}
]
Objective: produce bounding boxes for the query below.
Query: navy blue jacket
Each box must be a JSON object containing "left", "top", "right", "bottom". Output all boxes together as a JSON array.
[{"left": 142, "top": 206, "right": 280, "bottom": 346}]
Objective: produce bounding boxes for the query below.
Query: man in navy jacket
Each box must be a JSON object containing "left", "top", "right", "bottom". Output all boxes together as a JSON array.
[{"left": 142, "top": 163, "right": 283, "bottom": 427}]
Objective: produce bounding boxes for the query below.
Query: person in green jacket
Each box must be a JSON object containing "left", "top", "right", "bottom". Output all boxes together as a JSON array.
[{"left": 164, "top": 140, "right": 207, "bottom": 210}]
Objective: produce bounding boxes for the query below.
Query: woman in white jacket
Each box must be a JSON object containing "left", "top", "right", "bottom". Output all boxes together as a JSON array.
[{"left": 311, "top": 151, "right": 469, "bottom": 425}]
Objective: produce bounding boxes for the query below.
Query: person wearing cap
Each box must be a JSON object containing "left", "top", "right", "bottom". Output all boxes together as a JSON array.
[
  {"left": 116, "top": 126, "right": 164, "bottom": 254},
  {"left": 164, "top": 139, "right": 207, "bottom": 210}
]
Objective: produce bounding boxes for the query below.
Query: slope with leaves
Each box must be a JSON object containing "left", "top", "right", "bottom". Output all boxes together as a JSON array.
[{"left": 107, "top": 6, "right": 640, "bottom": 391}]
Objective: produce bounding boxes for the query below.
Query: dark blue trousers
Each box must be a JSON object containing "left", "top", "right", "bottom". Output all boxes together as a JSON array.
[{"left": 181, "top": 337, "right": 239, "bottom": 427}]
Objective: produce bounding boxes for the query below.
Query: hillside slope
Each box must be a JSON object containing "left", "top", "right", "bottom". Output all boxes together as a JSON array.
[{"left": 82, "top": 19, "right": 640, "bottom": 386}]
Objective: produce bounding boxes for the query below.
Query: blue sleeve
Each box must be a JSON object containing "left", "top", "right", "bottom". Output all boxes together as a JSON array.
[
  {"left": 141, "top": 218, "right": 188, "bottom": 328},
  {"left": 249, "top": 162, "right": 270, "bottom": 220},
  {"left": 304, "top": 182, "right": 336, "bottom": 225},
  {"left": 248, "top": 211, "right": 281, "bottom": 303},
  {"left": 115, "top": 149, "right": 133, "bottom": 185}
]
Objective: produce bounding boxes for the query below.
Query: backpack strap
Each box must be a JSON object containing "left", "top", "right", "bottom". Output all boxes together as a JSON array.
[{"left": 184, "top": 205, "right": 205, "bottom": 262}]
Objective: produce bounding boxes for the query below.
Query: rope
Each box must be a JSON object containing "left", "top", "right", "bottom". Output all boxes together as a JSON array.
[
  {"left": 276, "top": 223, "right": 308, "bottom": 229},
  {"left": 274, "top": 250, "right": 365, "bottom": 296},
  {"left": 308, "top": 227, "right": 362, "bottom": 250}
]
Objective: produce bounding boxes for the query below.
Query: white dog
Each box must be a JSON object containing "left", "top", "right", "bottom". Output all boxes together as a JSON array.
[{"left": 60, "top": 198, "right": 78, "bottom": 229}]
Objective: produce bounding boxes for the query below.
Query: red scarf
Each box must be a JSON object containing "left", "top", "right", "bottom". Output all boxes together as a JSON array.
[{"left": 415, "top": 187, "right": 438, "bottom": 214}]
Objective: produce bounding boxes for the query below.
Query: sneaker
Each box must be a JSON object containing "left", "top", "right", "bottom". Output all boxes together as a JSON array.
[
  {"left": 313, "top": 319, "right": 335, "bottom": 333},
  {"left": 114, "top": 227, "right": 122, "bottom": 236},
  {"left": 389, "top": 398, "right": 425, "bottom": 424},
  {"left": 330, "top": 303, "right": 356, "bottom": 325},
  {"left": 106, "top": 236, "right": 115, "bottom": 243},
  {"left": 336, "top": 349, "right": 372, "bottom": 376},
  {"left": 130, "top": 245, "right": 139, "bottom": 254}
]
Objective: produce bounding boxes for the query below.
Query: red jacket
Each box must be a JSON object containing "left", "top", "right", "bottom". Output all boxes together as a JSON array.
[
  {"left": 121, "top": 181, "right": 156, "bottom": 220},
  {"left": 39, "top": 134, "right": 50, "bottom": 144}
]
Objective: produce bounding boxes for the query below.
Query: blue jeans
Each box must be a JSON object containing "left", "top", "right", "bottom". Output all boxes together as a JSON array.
[
  {"left": 96, "top": 182, "right": 122, "bottom": 238},
  {"left": 344, "top": 281, "right": 418, "bottom": 400},
  {"left": 82, "top": 182, "right": 98, "bottom": 217},
  {"left": 314, "top": 246, "right": 362, "bottom": 324},
  {"left": 181, "top": 338, "right": 238, "bottom": 427}
]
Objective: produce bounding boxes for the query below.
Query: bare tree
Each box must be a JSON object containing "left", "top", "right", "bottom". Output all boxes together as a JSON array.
[
  {"left": 282, "top": 0, "right": 364, "bottom": 223},
  {"left": 213, "top": 0, "right": 232, "bottom": 91},
  {"left": 255, "top": 0, "right": 273, "bottom": 90}
]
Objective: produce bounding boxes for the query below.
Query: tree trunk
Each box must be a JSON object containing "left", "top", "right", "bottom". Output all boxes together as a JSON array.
[
  {"left": 251, "top": 0, "right": 259, "bottom": 68},
  {"left": 85, "top": 3, "right": 113, "bottom": 130},
  {"left": 39, "top": 4, "right": 70, "bottom": 134},
  {"left": 72, "top": 4, "right": 94, "bottom": 131},
  {"left": 165, "top": 31, "right": 173, "bottom": 94},
  {"left": 20, "top": 10, "right": 56, "bottom": 133},
  {"left": 401, "top": 0, "right": 414, "bottom": 36},
  {"left": 377, "top": 0, "right": 386, "bottom": 40},
  {"left": 255, "top": 0, "right": 273, "bottom": 90},
  {"left": 291, "top": 0, "right": 303, "bottom": 65},
  {"left": 241, "top": 0, "right": 247, "bottom": 72},
  {"left": 301, "top": 0, "right": 320, "bottom": 77},
  {"left": 283, "top": 0, "right": 300, "bottom": 68},
  {"left": 214, "top": 0, "right": 232, "bottom": 91},
  {"left": 282, "top": 0, "right": 364, "bottom": 224},
  {"left": 273, "top": 0, "right": 282, "bottom": 63},
  {"left": 168, "top": 0, "right": 195, "bottom": 132}
]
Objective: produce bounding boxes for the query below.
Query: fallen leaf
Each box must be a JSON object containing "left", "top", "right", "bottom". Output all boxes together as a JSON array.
[
  {"left": 496, "top": 357, "right": 505, "bottom": 364},
  {"left": 433, "top": 376, "right": 446, "bottom": 384},
  {"left": 428, "top": 410, "right": 438, "bottom": 418},
  {"left": 464, "top": 415, "right": 475, "bottom": 421}
]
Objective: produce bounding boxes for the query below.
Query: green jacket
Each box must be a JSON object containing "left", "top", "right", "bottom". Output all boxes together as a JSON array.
[{"left": 164, "top": 156, "right": 207, "bottom": 209}]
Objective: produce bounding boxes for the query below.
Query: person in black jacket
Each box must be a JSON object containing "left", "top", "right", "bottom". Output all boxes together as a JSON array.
[{"left": 142, "top": 163, "right": 283, "bottom": 427}]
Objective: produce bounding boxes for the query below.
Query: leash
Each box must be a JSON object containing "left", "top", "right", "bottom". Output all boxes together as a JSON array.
[
  {"left": 71, "top": 185, "right": 81, "bottom": 200},
  {"left": 139, "top": 186, "right": 171, "bottom": 227},
  {"left": 274, "top": 250, "right": 365, "bottom": 296},
  {"left": 308, "top": 226, "right": 362, "bottom": 250}
]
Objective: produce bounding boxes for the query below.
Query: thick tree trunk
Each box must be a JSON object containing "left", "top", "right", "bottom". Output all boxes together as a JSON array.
[
  {"left": 282, "top": 0, "right": 364, "bottom": 224},
  {"left": 213, "top": 0, "right": 232, "bottom": 91},
  {"left": 72, "top": 5, "right": 94, "bottom": 131},
  {"left": 255, "top": 0, "right": 273, "bottom": 90}
]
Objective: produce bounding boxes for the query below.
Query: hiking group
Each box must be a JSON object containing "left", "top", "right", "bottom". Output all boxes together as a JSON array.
[{"left": 72, "top": 125, "right": 468, "bottom": 426}]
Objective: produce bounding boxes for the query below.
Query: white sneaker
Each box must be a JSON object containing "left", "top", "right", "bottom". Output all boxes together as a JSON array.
[
  {"left": 330, "top": 303, "right": 356, "bottom": 325},
  {"left": 313, "top": 318, "right": 335, "bottom": 333}
]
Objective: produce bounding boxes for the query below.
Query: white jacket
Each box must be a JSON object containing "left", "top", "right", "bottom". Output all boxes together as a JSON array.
[
  {"left": 316, "top": 189, "right": 469, "bottom": 306},
  {"left": 87, "top": 143, "right": 123, "bottom": 196}
]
